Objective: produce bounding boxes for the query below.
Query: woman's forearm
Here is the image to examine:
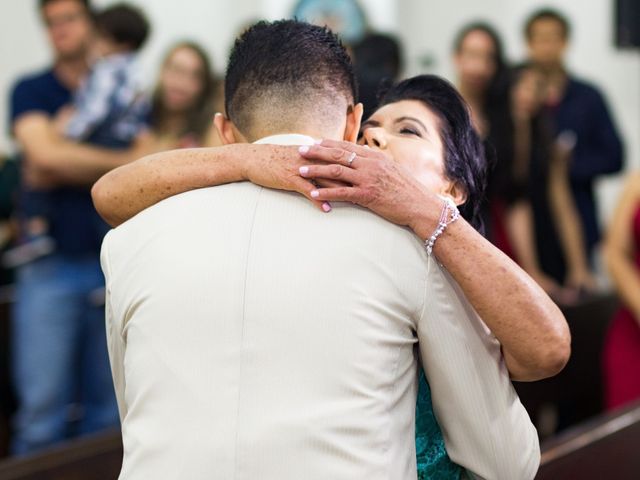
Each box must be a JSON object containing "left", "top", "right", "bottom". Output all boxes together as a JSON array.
[
  {"left": 93, "top": 143, "right": 327, "bottom": 227},
  {"left": 92, "top": 145, "right": 249, "bottom": 226},
  {"left": 412, "top": 211, "right": 571, "bottom": 381}
]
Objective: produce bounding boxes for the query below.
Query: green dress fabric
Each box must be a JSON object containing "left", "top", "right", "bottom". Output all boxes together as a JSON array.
[{"left": 415, "top": 369, "right": 464, "bottom": 479}]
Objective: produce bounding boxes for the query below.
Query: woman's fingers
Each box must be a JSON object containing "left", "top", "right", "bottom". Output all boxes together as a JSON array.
[
  {"left": 315, "top": 178, "right": 350, "bottom": 189},
  {"left": 290, "top": 176, "right": 332, "bottom": 212},
  {"left": 299, "top": 164, "right": 360, "bottom": 184},
  {"left": 299, "top": 145, "right": 363, "bottom": 168},
  {"left": 309, "top": 186, "right": 363, "bottom": 204},
  {"left": 314, "top": 139, "right": 372, "bottom": 157}
]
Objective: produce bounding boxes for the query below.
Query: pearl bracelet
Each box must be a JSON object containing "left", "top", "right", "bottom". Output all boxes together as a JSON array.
[{"left": 425, "top": 197, "right": 460, "bottom": 256}]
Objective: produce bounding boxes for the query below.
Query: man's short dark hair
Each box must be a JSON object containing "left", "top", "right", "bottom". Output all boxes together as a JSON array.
[
  {"left": 224, "top": 20, "right": 357, "bottom": 136},
  {"left": 95, "top": 3, "right": 149, "bottom": 51},
  {"left": 524, "top": 8, "right": 571, "bottom": 40},
  {"left": 39, "top": 0, "right": 91, "bottom": 9}
]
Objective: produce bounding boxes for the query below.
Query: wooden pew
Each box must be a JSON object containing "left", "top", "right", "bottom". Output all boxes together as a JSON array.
[
  {"left": 536, "top": 400, "right": 640, "bottom": 479},
  {"left": 0, "top": 429, "right": 122, "bottom": 480},
  {"left": 1, "top": 403, "right": 639, "bottom": 479}
]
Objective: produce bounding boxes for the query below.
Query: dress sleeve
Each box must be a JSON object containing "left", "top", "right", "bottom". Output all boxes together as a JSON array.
[{"left": 416, "top": 258, "right": 540, "bottom": 480}]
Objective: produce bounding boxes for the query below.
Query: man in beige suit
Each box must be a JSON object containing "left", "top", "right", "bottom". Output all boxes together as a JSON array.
[{"left": 102, "top": 21, "right": 539, "bottom": 479}]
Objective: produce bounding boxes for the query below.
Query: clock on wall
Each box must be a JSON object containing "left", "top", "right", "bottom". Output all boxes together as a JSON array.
[{"left": 292, "top": 0, "right": 368, "bottom": 44}]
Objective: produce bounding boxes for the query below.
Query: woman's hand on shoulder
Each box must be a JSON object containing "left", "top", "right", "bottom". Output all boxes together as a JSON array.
[
  {"left": 242, "top": 143, "right": 341, "bottom": 212},
  {"left": 297, "top": 139, "right": 441, "bottom": 233}
]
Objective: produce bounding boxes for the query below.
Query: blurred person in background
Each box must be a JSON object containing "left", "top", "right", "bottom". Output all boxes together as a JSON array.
[
  {"left": 603, "top": 172, "right": 640, "bottom": 410},
  {"left": 451, "top": 23, "right": 513, "bottom": 246},
  {"left": 352, "top": 33, "right": 403, "bottom": 119},
  {"left": 525, "top": 8, "right": 624, "bottom": 263},
  {"left": 451, "top": 24, "right": 545, "bottom": 284},
  {"left": 148, "top": 41, "right": 221, "bottom": 149},
  {"left": 503, "top": 65, "right": 596, "bottom": 301},
  {"left": 8, "top": 3, "right": 151, "bottom": 267},
  {"left": 452, "top": 22, "right": 509, "bottom": 140},
  {"left": 8, "top": 0, "right": 152, "bottom": 454}
]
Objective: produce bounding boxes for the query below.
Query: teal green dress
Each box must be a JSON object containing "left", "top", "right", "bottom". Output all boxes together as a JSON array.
[{"left": 415, "top": 369, "right": 464, "bottom": 479}]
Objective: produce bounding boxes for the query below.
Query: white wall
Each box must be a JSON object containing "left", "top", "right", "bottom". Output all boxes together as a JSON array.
[{"left": 397, "top": 0, "right": 640, "bottom": 222}]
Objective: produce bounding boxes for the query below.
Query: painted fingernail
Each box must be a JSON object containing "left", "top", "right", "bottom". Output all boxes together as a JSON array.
[
  {"left": 311, "top": 190, "right": 319, "bottom": 198},
  {"left": 314, "top": 139, "right": 323, "bottom": 145},
  {"left": 299, "top": 166, "right": 309, "bottom": 175},
  {"left": 299, "top": 145, "right": 309, "bottom": 154},
  {"left": 322, "top": 202, "right": 332, "bottom": 212}
]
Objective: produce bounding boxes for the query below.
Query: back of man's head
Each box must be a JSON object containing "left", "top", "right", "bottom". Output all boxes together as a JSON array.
[{"left": 224, "top": 20, "right": 357, "bottom": 141}]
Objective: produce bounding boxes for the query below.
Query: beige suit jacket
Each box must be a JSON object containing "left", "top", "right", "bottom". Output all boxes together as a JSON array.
[{"left": 102, "top": 134, "right": 540, "bottom": 480}]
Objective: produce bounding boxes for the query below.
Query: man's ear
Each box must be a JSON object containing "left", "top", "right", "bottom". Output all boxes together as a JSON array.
[
  {"left": 343, "top": 102, "right": 364, "bottom": 143},
  {"left": 214, "top": 113, "right": 245, "bottom": 145},
  {"left": 440, "top": 181, "right": 467, "bottom": 207}
]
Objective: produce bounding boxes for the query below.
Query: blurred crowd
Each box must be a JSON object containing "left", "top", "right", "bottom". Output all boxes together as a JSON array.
[{"left": 0, "top": 0, "right": 638, "bottom": 460}]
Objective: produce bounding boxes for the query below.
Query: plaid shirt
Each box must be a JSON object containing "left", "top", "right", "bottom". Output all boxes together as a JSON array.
[{"left": 66, "top": 53, "right": 148, "bottom": 145}]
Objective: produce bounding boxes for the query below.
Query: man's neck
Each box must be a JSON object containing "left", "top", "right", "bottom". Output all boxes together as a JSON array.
[
  {"left": 248, "top": 127, "right": 341, "bottom": 144},
  {"left": 54, "top": 55, "right": 89, "bottom": 91}
]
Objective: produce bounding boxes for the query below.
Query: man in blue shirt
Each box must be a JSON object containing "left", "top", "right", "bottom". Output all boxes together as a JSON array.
[
  {"left": 524, "top": 8, "right": 624, "bottom": 260},
  {"left": 9, "top": 0, "right": 149, "bottom": 454}
]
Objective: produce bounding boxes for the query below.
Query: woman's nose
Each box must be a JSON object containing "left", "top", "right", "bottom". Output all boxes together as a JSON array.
[{"left": 363, "top": 128, "right": 387, "bottom": 149}]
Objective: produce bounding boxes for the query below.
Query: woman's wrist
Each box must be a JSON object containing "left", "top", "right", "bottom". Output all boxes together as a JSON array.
[
  {"left": 231, "top": 145, "right": 251, "bottom": 182},
  {"left": 408, "top": 191, "right": 449, "bottom": 241}
]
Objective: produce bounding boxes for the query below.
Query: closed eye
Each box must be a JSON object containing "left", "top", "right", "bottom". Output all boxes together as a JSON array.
[{"left": 400, "top": 127, "right": 420, "bottom": 137}]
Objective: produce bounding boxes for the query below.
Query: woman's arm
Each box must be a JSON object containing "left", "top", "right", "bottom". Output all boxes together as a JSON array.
[
  {"left": 604, "top": 173, "right": 640, "bottom": 321},
  {"left": 548, "top": 145, "right": 597, "bottom": 291},
  {"left": 91, "top": 144, "right": 326, "bottom": 226},
  {"left": 299, "top": 139, "right": 571, "bottom": 381},
  {"left": 92, "top": 139, "right": 571, "bottom": 380}
]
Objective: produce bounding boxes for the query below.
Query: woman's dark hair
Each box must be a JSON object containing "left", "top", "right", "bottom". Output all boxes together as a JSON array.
[
  {"left": 150, "top": 41, "right": 216, "bottom": 142},
  {"left": 453, "top": 22, "right": 509, "bottom": 107},
  {"left": 377, "top": 75, "right": 488, "bottom": 231}
]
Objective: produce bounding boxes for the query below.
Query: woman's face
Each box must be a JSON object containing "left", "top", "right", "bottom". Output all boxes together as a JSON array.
[
  {"left": 159, "top": 46, "right": 207, "bottom": 113},
  {"left": 359, "top": 100, "right": 458, "bottom": 199},
  {"left": 454, "top": 30, "right": 497, "bottom": 94}
]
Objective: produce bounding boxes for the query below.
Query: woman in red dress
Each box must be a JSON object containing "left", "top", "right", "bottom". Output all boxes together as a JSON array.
[{"left": 603, "top": 172, "right": 640, "bottom": 410}]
